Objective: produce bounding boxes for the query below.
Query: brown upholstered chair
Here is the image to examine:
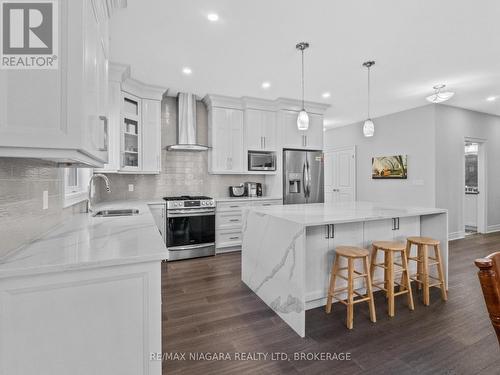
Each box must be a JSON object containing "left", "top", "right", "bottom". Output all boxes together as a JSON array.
[{"left": 474, "top": 252, "right": 500, "bottom": 345}]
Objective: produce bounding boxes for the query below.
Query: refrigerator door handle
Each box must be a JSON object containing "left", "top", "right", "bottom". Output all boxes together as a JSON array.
[
  {"left": 302, "top": 163, "right": 307, "bottom": 199},
  {"left": 307, "top": 159, "right": 312, "bottom": 198}
]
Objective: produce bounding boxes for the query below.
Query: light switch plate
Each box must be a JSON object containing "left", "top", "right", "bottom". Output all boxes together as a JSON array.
[
  {"left": 128, "top": 184, "right": 134, "bottom": 192},
  {"left": 42, "top": 190, "right": 48, "bottom": 209}
]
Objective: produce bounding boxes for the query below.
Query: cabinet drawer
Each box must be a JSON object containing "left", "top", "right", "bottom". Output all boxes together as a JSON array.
[
  {"left": 216, "top": 229, "right": 243, "bottom": 248},
  {"left": 216, "top": 201, "right": 251, "bottom": 212},
  {"left": 252, "top": 199, "right": 282, "bottom": 207},
  {"left": 216, "top": 212, "right": 243, "bottom": 229}
]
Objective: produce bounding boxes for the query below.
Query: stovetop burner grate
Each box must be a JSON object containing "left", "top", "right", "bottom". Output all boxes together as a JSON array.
[{"left": 163, "top": 195, "right": 213, "bottom": 201}]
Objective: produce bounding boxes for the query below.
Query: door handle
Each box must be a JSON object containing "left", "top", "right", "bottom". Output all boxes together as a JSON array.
[
  {"left": 330, "top": 224, "right": 334, "bottom": 238},
  {"left": 99, "top": 115, "right": 109, "bottom": 152},
  {"left": 325, "top": 224, "right": 330, "bottom": 239}
]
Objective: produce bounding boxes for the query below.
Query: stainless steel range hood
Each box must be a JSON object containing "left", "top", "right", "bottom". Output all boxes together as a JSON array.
[{"left": 166, "top": 93, "right": 209, "bottom": 151}]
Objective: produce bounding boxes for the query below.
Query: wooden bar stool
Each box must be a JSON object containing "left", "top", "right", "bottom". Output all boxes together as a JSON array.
[
  {"left": 405, "top": 236, "right": 447, "bottom": 306},
  {"left": 370, "top": 241, "right": 414, "bottom": 317},
  {"left": 325, "top": 246, "right": 376, "bottom": 329}
]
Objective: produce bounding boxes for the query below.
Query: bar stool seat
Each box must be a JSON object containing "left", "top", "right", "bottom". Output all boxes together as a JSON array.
[
  {"left": 405, "top": 236, "right": 447, "bottom": 305},
  {"left": 326, "top": 246, "right": 376, "bottom": 329},
  {"left": 370, "top": 241, "right": 414, "bottom": 317}
]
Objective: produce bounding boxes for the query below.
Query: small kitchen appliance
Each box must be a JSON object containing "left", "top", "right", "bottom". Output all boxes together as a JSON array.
[
  {"left": 244, "top": 182, "right": 258, "bottom": 197},
  {"left": 229, "top": 184, "right": 246, "bottom": 197}
]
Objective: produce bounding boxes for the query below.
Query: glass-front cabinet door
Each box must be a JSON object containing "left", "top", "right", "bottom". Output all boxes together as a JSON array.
[{"left": 121, "top": 93, "right": 141, "bottom": 170}]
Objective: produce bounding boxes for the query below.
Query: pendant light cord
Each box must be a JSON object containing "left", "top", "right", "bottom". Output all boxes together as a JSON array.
[
  {"left": 367, "top": 65, "right": 371, "bottom": 119},
  {"left": 301, "top": 49, "right": 305, "bottom": 110}
]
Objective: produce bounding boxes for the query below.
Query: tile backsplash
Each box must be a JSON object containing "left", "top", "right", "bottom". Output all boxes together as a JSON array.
[
  {"left": 95, "top": 96, "right": 265, "bottom": 202},
  {"left": 0, "top": 158, "right": 85, "bottom": 258}
]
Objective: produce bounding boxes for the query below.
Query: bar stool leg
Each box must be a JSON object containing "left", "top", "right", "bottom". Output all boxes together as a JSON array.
[
  {"left": 434, "top": 244, "right": 448, "bottom": 301},
  {"left": 422, "top": 245, "right": 430, "bottom": 306},
  {"left": 416, "top": 244, "right": 422, "bottom": 291},
  {"left": 369, "top": 245, "right": 377, "bottom": 283},
  {"left": 363, "top": 256, "right": 377, "bottom": 323},
  {"left": 325, "top": 254, "right": 339, "bottom": 313},
  {"left": 347, "top": 258, "right": 354, "bottom": 329},
  {"left": 387, "top": 250, "right": 395, "bottom": 317},
  {"left": 401, "top": 249, "right": 415, "bottom": 311}
]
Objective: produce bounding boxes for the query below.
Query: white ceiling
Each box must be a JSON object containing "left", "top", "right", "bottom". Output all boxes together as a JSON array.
[{"left": 110, "top": 0, "right": 500, "bottom": 128}]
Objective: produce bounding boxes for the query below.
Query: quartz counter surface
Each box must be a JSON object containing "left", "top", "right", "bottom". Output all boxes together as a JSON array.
[
  {"left": 247, "top": 201, "right": 447, "bottom": 226},
  {"left": 0, "top": 200, "right": 166, "bottom": 279},
  {"left": 216, "top": 196, "right": 282, "bottom": 202}
]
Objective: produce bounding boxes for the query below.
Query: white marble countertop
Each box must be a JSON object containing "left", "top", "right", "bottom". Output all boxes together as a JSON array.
[
  {"left": 0, "top": 200, "right": 167, "bottom": 279},
  {"left": 216, "top": 196, "right": 282, "bottom": 202},
  {"left": 247, "top": 201, "right": 447, "bottom": 226}
]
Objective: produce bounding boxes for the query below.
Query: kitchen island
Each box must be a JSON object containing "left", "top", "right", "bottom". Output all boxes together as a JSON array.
[{"left": 241, "top": 201, "right": 448, "bottom": 337}]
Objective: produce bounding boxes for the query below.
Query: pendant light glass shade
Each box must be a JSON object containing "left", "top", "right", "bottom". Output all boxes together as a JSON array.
[
  {"left": 296, "top": 42, "right": 310, "bottom": 131},
  {"left": 362, "top": 61, "right": 375, "bottom": 138},
  {"left": 363, "top": 119, "right": 375, "bottom": 137},
  {"left": 297, "top": 110, "right": 309, "bottom": 130}
]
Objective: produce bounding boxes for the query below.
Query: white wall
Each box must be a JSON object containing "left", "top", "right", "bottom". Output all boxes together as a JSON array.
[
  {"left": 435, "top": 105, "right": 500, "bottom": 235},
  {"left": 324, "top": 105, "right": 436, "bottom": 207}
]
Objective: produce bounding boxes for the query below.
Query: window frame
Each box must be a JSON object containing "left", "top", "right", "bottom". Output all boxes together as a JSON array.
[{"left": 63, "top": 168, "right": 91, "bottom": 208}]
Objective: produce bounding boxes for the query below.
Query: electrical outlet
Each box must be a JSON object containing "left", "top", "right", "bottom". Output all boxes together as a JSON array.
[
  {"left": 42, "top": 190, "right": 49, "bottom": 209},
  {"left": 128, "top": 184, "right": 134, "bottom": 192}
]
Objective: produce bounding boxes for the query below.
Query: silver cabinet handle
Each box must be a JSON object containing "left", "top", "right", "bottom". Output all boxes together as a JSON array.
[
  {"left": 229, "top": 219, "right": 240, "bottom": 222},
  {"left": 99, "top": 115, "right": 109, "bottom": 152},
  {"left": 229, "top": 236, "right": 239, "bottom": 240},
  {"left": 325, "top": 224, "right": 330, "bottom": 239},
  {"left": 330, "top": 224, "right": 334, "bottom": 238},
  {"left": 229, "top": 205, "right": 240, "bottom": 208},
  {"left": 264, "top": 136, "right": 266, "bottom": 149},
  {"left": 305, "top": 135, "right": 307, "bottom": 147}
]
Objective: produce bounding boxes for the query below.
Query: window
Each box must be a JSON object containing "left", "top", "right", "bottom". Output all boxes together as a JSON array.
[{"left": 64, "top": 168, "right": 91, "bottom": 207}]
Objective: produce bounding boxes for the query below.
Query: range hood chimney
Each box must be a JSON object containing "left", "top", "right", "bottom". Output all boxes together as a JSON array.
[{"left": 166, "top": 93, "right": 209, "bottom": 151}]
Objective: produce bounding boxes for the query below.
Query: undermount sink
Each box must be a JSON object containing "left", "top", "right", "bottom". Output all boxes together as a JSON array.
[{"left": 93, "top": 209, "right": 139, "bottom": 217}]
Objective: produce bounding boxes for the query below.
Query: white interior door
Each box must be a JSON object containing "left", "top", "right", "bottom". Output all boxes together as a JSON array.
[{"left": 324, "top": 146, "right": 356, "bottom": 203}]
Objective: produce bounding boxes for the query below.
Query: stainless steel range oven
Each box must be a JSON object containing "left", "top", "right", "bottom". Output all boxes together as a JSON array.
[{"left": 164, "top": 196, "right": 215, "bottom": 261}]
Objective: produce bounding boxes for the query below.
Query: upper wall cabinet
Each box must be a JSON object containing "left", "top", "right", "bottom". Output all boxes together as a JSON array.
[
  {"left": 280, "top": 108, "right": 326, "bottom": 150},
  {"left": 0, "top": 0, "right": 121, "bottom": 167},
  {"left": 95, "top": 64, "right": 165, "bottom": 174},
  {"left": 204, "top": 95, "right": 329, "bottom": 175},
  {"left": 206, "top": 105, "right": 245, "bottom": 174}
]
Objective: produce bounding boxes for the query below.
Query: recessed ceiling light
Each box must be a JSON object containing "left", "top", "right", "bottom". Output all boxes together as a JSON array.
[
  {"left": 261, "top": 81, "right": 271, "bottom": 89},
  {"left": 322, "top": 92, "right": 331, "bottom": 99},
  {"left": 486, "top": 96, "right": 497, "bottom": 102},
  {"left": 182, "top": 67, "right": 192, "bottom": 75},
  {"left": 207, "top": 13, "right": 219, "bottom": 22}
]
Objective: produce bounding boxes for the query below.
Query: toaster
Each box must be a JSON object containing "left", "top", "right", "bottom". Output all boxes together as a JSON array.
[{"left": 229, "top": 184, "right": 246, "bottom": 197}]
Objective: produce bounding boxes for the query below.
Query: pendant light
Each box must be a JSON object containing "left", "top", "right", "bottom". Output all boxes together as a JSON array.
[
  {"left": 426, "top": 84, "right": 455, "bottom": 103},
  {"left": 362, "top": 60, "right": 375, "bottom": 137},
  {"left": 296, "top": 42, "right": 310, "bottom": 131}
]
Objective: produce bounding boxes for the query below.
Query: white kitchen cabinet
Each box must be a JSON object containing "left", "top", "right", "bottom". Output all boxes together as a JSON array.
[
  {"left": 245, "top": 109, "right": 276, "bottom": 151},
  {"left": 208, "top": 107, "right": 245, "bottom": 174},
  {"left": 95, "top": 66, "right": 165, "bottom": 174},
  {"left": 216, "top": 198, "right": 282, "bottom": 252},
  {"left": 0, "top": 0, "right": 117, "bottom": 167},
  {"left": 148, "top": 203, "right": 166, "bottom": 244},
  {"left": 281, "top": 110, "right": 324, "bottom": 150},
  {"left": 305, "top": 222, "right": 364, "bottom": 303}
]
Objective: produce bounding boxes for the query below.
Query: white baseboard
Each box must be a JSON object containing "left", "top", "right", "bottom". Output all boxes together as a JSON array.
[
  {"left": 487, "top": 224, "right": 500, "bottom": 233},
  {"left": 449, "top": 231, "right": 465, "bottom": 241}
]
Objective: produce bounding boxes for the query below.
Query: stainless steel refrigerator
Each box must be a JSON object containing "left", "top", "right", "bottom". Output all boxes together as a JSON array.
[{"left": 283, "top": 149, "right": 324, "bottom": 204}]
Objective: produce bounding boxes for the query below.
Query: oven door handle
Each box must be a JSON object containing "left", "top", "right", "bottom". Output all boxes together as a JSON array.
[
  {"left": 168, "top": 243, "right": 215, "bottom": 251},
  {"left": 167, "top": 210, "right": 215, "bottom": 217}
]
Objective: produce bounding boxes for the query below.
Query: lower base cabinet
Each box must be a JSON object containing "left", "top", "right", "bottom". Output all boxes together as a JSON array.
[
  {"left": 216, "top": 199, "right": 282, "bottom": 253},
  {"left": 0, "top": 262, "right": 162, "bottom": 375}
]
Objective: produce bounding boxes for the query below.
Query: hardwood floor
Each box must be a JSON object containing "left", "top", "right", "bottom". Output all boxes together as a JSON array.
[{"left": 162, "top": 233, "right": 500, "bottom": 375}]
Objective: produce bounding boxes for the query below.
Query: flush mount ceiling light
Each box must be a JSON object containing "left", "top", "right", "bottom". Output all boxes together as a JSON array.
[
  {"left": 486, "top": 96, "right": 497, "bottom": 102},
  {"left": 362, "top": 60, "right": 375, "bottom": 137},
  {"left": 261, "top": 81, "right": 271, "bottom": 89},
  {"left": 296, "top": 42, "right": 310, "bottom": 131},
  {"left": 322, "top": 92, "right": 331, "bottom": 99},
  {"left": 426, "top": 84, "right": 455, "bottom": 103},
  {"left": 207, "top": 13, "right": 219, "bottom": 22},
  {"left": 182, "top": 67, "right": 192, "bottom": 75}
]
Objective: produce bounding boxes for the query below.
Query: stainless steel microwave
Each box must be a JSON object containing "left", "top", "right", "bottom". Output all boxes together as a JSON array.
[{"left": 248, "top": 151, "right": 276, "bottom": 171}]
